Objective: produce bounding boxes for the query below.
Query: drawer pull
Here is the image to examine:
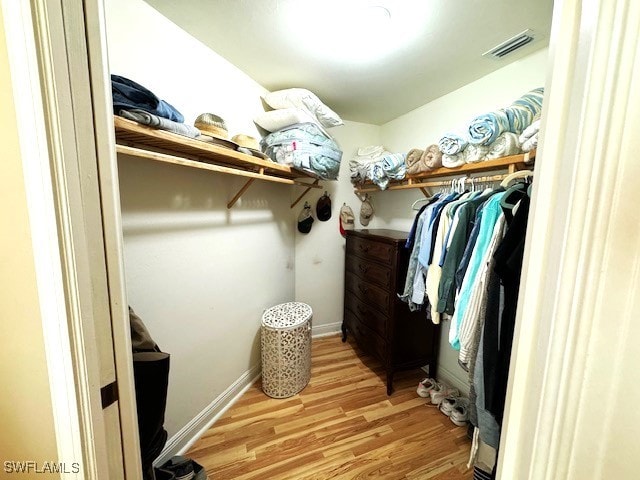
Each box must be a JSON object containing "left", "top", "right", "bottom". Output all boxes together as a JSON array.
[
  {"left": 359, "top": 245, "right": 370, "bottom": 253},
  {"left": 358, "top": 264, "right": 369, "bottom": 274},
  {"left": 359, "top": 285, "right": 369, "bottom": 295}
]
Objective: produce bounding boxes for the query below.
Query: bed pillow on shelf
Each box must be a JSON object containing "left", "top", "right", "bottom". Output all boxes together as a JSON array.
[
  {"left": 263, "top": 88, "right": 343, "bottom": 128},
  {"left": 254, "top": 108, "right": 331, "bottom": 137}
]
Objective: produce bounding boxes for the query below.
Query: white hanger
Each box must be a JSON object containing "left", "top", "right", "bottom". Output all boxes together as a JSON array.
[{"left": 500, "top": 169, "right": 534, "bottom": 187}]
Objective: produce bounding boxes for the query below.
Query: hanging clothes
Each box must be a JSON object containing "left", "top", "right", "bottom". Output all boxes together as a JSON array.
[{"left": 449, "top": 192, "right": 506, "bottom": 350}]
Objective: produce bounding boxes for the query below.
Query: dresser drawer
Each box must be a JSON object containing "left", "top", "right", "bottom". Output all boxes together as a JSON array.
[
  {"left": 345, "top": 294, "right": 387, "bottom": 337},
  {"left": 345, "top": 254, "right": 392, "bottom": 290},
  {"left": 345, "top": 271, "right": 390, "bottom": 313},
  {"left": 347, "top": 236, "right": 395, "bottom": 266},
  {"left": 345, "top": 309, "right": 387, "bottom": 362}
]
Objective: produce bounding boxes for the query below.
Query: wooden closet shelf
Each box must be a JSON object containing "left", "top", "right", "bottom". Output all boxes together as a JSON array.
[
  {"left": 113, "top": 116, "right": 323, "bottom": 208},
  {"left": 354, "top": 150, "right": 535, "bottom": 194}
]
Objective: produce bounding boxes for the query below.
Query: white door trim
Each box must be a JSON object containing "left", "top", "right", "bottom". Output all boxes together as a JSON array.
[
  {"left": 2, "top": 0, "right": 142, "bottom": 478},
  {"left": 499, "top": 0, "right": 640, "bottom": 478},
  {"left": 1, "top": 1, "right": 85, "bottom": 476}
]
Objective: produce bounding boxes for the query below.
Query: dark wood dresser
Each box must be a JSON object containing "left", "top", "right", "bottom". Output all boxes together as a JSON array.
[{"left": 343, "top": 229, "right": 439, "bottom": 395}]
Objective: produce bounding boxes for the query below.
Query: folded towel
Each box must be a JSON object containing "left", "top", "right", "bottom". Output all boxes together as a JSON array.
[
  {"left": 438, "top": 132, "right": 468, "bottom": 155},
  {"left": 350, "top": 145, "right": 390, "bottom": 184},
  {"left": 119, "top": 109, "right": 200, "bottom": 139},
  {"left": 442, "top": 153, "right": 465, "bottom": 168},
  {"left": 464, "top": 144, "right": 490, "bottom": 164},
  {"left": 486, "top": 132, "right": 522, "bottom": 159},
  {"left": 406, "top": 149, "right": 425, "bottom": 175},
  {"left": 519, "top": 119, "right": 541, "bottom": 144},
  {"left": 422, "top": 144, "right": 443, "bottom": 170},
  {"left": 381, "top": 153, "right": 407, "bottom": 180},
  {"left": 522, "top": 133, "right": 538, "bottom": 152}
]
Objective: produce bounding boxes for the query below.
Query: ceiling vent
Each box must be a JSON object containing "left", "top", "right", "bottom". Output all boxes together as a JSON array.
[{"left": 483, "top": 29, "right": 535, "bottom": 59}]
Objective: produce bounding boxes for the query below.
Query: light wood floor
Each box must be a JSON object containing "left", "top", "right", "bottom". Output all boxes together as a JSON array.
[{"left": 187, "top": 335, "right": 472, "bottom": 479}]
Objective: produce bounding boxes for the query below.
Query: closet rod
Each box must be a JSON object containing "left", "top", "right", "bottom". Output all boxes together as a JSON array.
[{"left": 356, "top": 173, "right": 510, "bottom": 193}]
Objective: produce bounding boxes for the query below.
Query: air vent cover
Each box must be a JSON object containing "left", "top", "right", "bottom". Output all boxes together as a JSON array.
[{"left": 483, "top": 29, "right": 535, "bottom": 58}]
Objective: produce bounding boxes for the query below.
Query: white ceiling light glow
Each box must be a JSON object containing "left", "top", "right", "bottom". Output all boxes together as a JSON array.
[{"left": 286, "top": 0, "right": 431, "bottom": 64}]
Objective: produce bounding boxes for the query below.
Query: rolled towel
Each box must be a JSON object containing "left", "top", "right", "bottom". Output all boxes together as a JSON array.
[
  {"left": 118, "top": 109, "right": 201, "bottom": 139},
  {"left": 406, "top": 148, "right": 425, "bottom": 175},
  {"left": 486, "top": 132, "right": 522, "bottom": 159},
  {"left": 522, "top": 133, "right": 538, "bottom": 152},
  {"left": 438, "top": 132, "right": 468, "bottom": 155},
  {"left": 381, "top": 153, "right": 407, "bottom": 180},
  {"left": 468, "top": 110, "right": 510, "bottom": 146},
  {"left": 442, "top": 153, "right": 465, "bottom": 168},
  {"left": 422, "top": 144, "right": 443, "bottom": 170},
  {"left": 468, "top": 88, "right": 544, "bottom": 145},
  {"left": 464, "top": 144, "right": 490, "bottom": 164},
  {"left": 519, "top": 119, "right": 541, "bottom": 144}
]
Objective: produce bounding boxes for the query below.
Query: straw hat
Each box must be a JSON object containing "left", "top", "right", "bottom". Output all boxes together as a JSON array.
[
  {"left": 194, "top": 113, "right": 229, "bottom": 140},
  {"left": 231, "top": 133, "right": 269, "bottom": 160}
]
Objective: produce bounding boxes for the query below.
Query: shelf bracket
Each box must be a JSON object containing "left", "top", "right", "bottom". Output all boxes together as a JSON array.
[
  {"left": 290, "top": 179, "right": 320, "bottom": 209},
  {"left": 419, "top": 187, "right": 429, "bottom": 197},
  {"left": 227, "top": 178, "right": 256, "bottom": 209}
]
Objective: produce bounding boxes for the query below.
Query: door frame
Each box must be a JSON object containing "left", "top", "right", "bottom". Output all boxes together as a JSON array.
[
  {"left": 2, "top": 0, "right": 141, "bottom": 478},
  {"left": 4, "top": 0, "right": 638, "bottom": 478}
]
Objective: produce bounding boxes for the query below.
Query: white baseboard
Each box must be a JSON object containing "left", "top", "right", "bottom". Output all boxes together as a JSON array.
[
  {"left": 312, "top": 321, "right": 342, "bottom": 338},
  {"left": 154, "top": 364, "right": 261, "bottom": 467},
  {"left": 437, "top": 366, "right": 470, "bottom": 396}
]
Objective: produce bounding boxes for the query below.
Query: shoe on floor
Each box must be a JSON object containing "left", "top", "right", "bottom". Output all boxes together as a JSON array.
[
  {"left": 430, "top": 384, "right": 460, "bottom": 405},
  {"left": 438, "top": 395, "right": 460, "bottom": 417},
  {"left": 417, "top": 378, "right": 438, "bottom": 398},
  {"left": 450, "top": 398, "right": 470, "bottom": 427}
]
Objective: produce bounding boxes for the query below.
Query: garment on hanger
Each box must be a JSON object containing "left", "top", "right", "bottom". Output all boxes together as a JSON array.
[
  {"left": 483, "top": 194, "right": 531, "bottom": 420},
  {"left": 425, "top": 191, "right": 476, "bottom": 324},
  {"left": 411, "top": 192, "right": 460, "bottom": 306},
  {"left": 437, "top": 189, "right": 502, "bottom": 316},
  {"left": 450, "top": 192, "right": 506, "bottom": 349}
]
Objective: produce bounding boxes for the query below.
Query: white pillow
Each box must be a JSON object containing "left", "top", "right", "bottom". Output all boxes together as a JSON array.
[
  {"left": 254, "top": 108, "right": 329, "bottom": 136},
  {"left": 263, "top": 88, "right": 343, "bottom": 128}
]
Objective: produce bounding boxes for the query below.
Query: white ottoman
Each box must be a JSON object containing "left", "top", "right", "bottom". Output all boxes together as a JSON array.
[{"left": 261, "top": 302, "right": 313, "bottom": 398}]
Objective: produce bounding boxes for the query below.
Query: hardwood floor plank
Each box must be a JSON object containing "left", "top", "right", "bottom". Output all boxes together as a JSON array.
[{"left": 187, "top": 334, "right": 473, "bottom": 479}]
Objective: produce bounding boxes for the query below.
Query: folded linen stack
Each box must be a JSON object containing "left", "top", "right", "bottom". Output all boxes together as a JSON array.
[
  {"left": 518, "top": 119, "right": 541, "bottom": 152},
  {"left": 255, "top": 88, "right": 344, "bottom": 179},
  {"left": 350, "top": 145, "right": 390, "bottom": 183},
  {"left": 350, "top": 146, "right": 407, "bottom": 190},
  {"left": 111, "top": 74, "right": 201, "bottom": 139}
]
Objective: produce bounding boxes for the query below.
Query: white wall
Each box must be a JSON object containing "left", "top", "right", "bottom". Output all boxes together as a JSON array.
[
  {"left": 105, "top": 0, "right": 295, "bottom": 440},
  {"left": 294, "top": 121, "right": 381, "bottom": 334},
  {"left": 364, "top": 48, "right": 549, "bottom": 392}
]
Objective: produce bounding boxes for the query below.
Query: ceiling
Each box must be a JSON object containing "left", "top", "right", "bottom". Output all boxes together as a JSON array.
[{"left": 143, "top": 0, "right": 554, "bottom": 125}]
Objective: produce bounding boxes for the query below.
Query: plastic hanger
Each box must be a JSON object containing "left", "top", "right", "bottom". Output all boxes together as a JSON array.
[{"left": 500, "top": 169, "right": 533, "bottom": 187}]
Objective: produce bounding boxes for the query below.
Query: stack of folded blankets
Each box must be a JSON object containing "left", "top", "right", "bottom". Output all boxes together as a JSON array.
[
  {"left": 111, "top": 74, "right": 201, "bottom": 139},
  {"left": 350, "top": 146, "right": 407, "bottom": 190},
  {"left": 255, "top": 88, "right": 344, "bottom": 180},
  {"left": 436, "top": 88, "right": 544, "bottom": 167}
]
